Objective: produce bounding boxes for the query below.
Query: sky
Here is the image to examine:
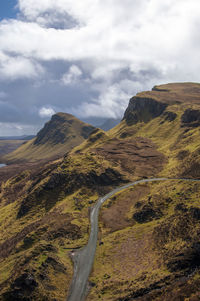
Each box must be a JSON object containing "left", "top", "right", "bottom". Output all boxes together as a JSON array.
[{"left": 0, "top": 0, "right": 200, "bottom": 135}]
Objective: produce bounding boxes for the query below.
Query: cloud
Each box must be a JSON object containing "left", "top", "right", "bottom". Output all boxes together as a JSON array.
[
  {"left": 61, "top": 65, "right": 82, "bottom": 85},
  {"left": 0, "top": 51, "right": 44, "bottom": 81},
  {"left": 72, "top": 79, "right": 146, "bottom": 118},
  {"left": 0, "top": 0, "right": 200, "bottom": 134},
  {"left": 0, "top": 122, "right": 39, "bottom": 136},
  {"left": 39, "top": 106, "right": 56, "bottom": 118}
]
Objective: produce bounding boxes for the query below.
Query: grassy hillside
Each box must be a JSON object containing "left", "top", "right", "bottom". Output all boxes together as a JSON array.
[
  {"left": 0, "top": 82, "right": 200, "bottom": 300},
  {"left": 3, "top": 113, "right": 95, "bottom": 163}
]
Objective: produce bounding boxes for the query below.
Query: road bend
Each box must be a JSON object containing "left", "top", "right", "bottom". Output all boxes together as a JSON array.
[{"left": 67, "top": 177, "right": 200, "bottom": 301}]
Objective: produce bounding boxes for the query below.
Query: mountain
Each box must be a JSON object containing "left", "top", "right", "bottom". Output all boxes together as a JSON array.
[
  {"left": 3, "top": 112, "right": 95, "bottom": 163},
  {"left": 0, "top": 83, "right": 200, "bottom": 300},
  {"left": 98, "top": 118, "right": 121, "bottom": 131}
]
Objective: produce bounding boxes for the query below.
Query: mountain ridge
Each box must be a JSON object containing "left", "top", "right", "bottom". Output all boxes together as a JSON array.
[{"left": 0, "top": 82, "right": 200, "bottom": 300}]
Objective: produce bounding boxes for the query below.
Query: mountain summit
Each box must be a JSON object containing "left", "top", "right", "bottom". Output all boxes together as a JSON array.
[{"left": 4, "top": 112, "right": 95, "bottom": 163}]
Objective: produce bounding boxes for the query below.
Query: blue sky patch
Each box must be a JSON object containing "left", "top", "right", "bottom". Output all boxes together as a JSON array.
[{"left": 0, "top": 0, "right": 18, "bottom": 21}]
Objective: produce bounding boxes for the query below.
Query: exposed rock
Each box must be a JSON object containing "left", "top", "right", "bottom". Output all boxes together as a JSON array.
[
  {"left": 174, "top": 203, "right": 188, "bottom": 213},
  {"left": 34, "top": 113, "right": 70, "bottom": 145},
  {"left": 44, "top": 172, "right": 67, "bottom": 190},
  {"left": 134, "top": 201, "right": 143, "bottom": 208},
  {"left": 181, "top": 109, "right": 200, "bottom": 127},
  {"left": 3, "top": 273, "right": 38, "bottom": 301},
  {"left": 133, "top": 203, "right": 162, "bottom": 223},
  {"left": 167, "top": 242, "right": 200, "bottom": 272},
  {"left": 123, "top": 97, "right": 168, "bottom": 126},
  {"left": 189, "top": 207, "right": 200, "bottom": 220},
  {"left": 43, "top": 256, "right": 67, "bottom": 273},
  {"left": 161, "top": 111, "right": 177, "bottom": 123}
]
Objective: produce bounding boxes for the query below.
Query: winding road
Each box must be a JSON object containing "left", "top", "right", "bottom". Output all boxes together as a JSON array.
[{"left": 67, "top": 177, "right": 200, "bottom": 301}]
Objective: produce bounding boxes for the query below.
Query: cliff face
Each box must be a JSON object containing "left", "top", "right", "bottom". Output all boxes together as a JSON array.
[
  {"left": 123, "top": 82, "right": 200, "bottom": 126},
  {"left": 123, "top": 96, "right": 168, "bottom": 125}
]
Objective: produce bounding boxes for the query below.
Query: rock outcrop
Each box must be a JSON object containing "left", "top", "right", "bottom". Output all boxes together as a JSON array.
[
  {"left": 181, "top": 108, "right": 200, "bottom": 127},
  {"left": 123, "top": 97, "right": 168, "bottom": 125},
  {"left": 34, "top": 113, "right": 95, "bottom": 145}
]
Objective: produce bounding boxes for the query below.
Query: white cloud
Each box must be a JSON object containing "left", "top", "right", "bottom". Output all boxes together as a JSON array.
[
  {"left": 0, "top": 51, "right": 44, "bottom": 80},
  {"left": 61, "top": 65, "right": 82, "bottom": 85},
  {"left": 39, "top": 106, "right": 55, "bottom": 118},
  {"left": 0, "top": 0, "right": 200, "bottom": 120},
  {"left": 0, "top": 122, "right": 38, "bottom": 136},
  {"left": 72, "top": 80, "right": 142, "bottom": 118}
]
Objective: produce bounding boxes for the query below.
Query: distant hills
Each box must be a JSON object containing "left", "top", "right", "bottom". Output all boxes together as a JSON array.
[
  {"left": 0, "top": 135, "right": 35, "bottom": 141},
  {"left": 98, "top": 118, "right": 121, "bottom": 131}
]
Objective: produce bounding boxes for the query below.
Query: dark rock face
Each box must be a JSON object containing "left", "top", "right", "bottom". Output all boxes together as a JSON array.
[
  {"left": 189, "top": 207, "right": 200, "bottom": 220},
  {"left": 162, "top": 111, "right": 177, "bottom": 122},
  {"left": 3, "top": 273, "right": 38, "bottom": 301},
  {"left": 42, "top": 256, "right": 67, "bottom": 274},
  {"left": 133, "top": 204, "right": 162, "bottom": 223},
  {"left": 174, "top": 203, "right": 188, "bottom": 213},
  {"left": 181, "top": 109, "right": 200, "bottom": 127},
  {"left": 167, "top": 242, "right": 200, "bottom": 272},
  {"left": 123, "top": 97, "right": 168, "bottom": 126},
  {"left": 44, "top": 172, "right": 67, "bottom": 190},
  {"left": 34, "top": 114, "right": 69, "bottom": 145},
  {"left": 81, "top": 125, "right": 96, "bottom": 139}
]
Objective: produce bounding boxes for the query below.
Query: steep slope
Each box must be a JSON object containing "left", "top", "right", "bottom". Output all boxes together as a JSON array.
[
  {"left": 0, "top": 82, "right": 200, "bottom": 301},
  {"left": 87, "top": 82, "right": 200, "bottom": 300},
  {"left": 3, "top": 113, "right": 95, "bottom": 163}
]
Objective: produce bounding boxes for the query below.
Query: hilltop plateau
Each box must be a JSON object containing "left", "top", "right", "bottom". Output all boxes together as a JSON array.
[{"left": 0, "top": 82, "right": 200, "bottom": 300}]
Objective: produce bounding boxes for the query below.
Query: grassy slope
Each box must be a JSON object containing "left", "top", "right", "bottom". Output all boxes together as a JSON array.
[
  {"left": 86, "top": 83, "right": 200, "bottom": 300},
  {"left": 0, "top": 83, "right": 200, "bottom": 300},
  {"left": 88, "top": 180, "right": 200, "bottom": 300},
  {"left": 0, "top": 151, "right": 126, "bottom": 300}
]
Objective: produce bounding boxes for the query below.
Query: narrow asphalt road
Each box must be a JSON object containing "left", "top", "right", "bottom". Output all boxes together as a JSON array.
[{"left": 67, "top": 177, "right": 200, "bottom": 301}]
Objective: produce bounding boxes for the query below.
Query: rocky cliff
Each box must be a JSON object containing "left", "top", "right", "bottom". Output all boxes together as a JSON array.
[{"left": 123, "top": 96, "right": 168, "bottom": 125}]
